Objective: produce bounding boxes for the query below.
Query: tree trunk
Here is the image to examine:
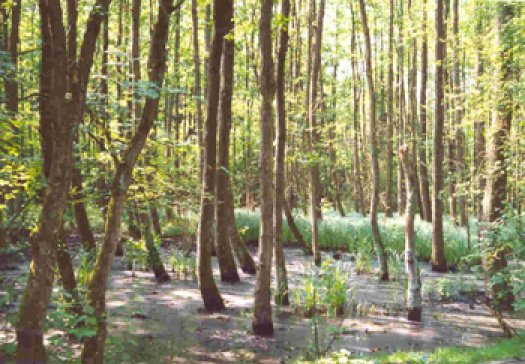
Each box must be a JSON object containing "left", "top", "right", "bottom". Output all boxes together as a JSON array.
[
  {"left": 215, "top": 0, "right": 241, "bottom": 283},
  {"left": 81, "top": 2, "right": 177, "bottom": 360},
  {"left": 274, "top": 0, "right": 291, "bottom": 306},
  {"left": 16, "top": 0, "right": 110, "bottom": 361},
  {"left": 139, "top": 208, "right": 170, "bottom": 282},
  {"left": 72, "top": 165, "right": 96, "bottom": 253},
  {"left": 385, "top": 0, "right": 394, "bottom": 218},
  {"left": 308, "top": 0, "right": 325, "bottom": 267},
  {"left": 192, "top": 0, "right": 204, "bottom": 183},
  {"left": 252, "top": 0, "right": 276, "bottom": 336},
  {"left": 480, "top": 3, "right": 515, "bottom": 312},
  {"left": 197, "top": 0, "right": 227, "bottom": 312},
  {"left": 399, "top": 145, "right": 422, "bottom": 322},
  {"left": 358, "top": 0, "right": 389, "bottom": 281},
  {"left": 227, "top": 192, "right": 257, "bottom": 274},
  {"left": 432, "top": 0, "right": 447, "bottom": 272},
  {"left": 418, "top": 0, "right": 432, "bottom": 222}
]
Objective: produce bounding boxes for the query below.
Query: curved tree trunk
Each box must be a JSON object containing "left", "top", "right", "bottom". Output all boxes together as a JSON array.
[
  {"left": 81, "top": 2, "right": 177, "bottom": 361},
  {"left": 252, "top": 0, "right": 276, "bottom": 336},
  {"left": 358, "top": 0, "right": 389, "bottom": 281}
]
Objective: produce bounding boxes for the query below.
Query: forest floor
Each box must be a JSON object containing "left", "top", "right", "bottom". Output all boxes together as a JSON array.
[{"left": 1, "top": 244, "right": 525, "bottom": 363}]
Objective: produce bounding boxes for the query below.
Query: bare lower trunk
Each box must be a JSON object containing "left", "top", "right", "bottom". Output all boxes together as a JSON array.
[
  {"left": 72, "top": 165, "right": 96, "bottom": 252},
  {"left": 253, "top": 0, "right": 276, "bottom": 336},
  {"left": 399, "top": 145, "right": 422, "bottom": 322},
  {"left": 227, "top": 193, "right": 257, "bottom": 274}
]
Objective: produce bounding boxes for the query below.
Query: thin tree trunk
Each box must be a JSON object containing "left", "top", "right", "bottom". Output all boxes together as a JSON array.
[
  {"left": 274, "top": 0, "right": 291, "bottom": 306},
  {"left": 432, "top": 0, "right": 447, "bottom": 272},
  {"left": 252, "top": 0, "right": 276, "bottom": 336},
  {"left": 385, "top": 0, "right": 395, "bottom": 218},
  {"left": 358, "top": 0, "right": 389, "bottom": 281},
  {"left": 399, "top": 145, "right": 422, "bottom": 321},
  {"left": 192, "top": 0, "right": 204, "bottom": 183}
]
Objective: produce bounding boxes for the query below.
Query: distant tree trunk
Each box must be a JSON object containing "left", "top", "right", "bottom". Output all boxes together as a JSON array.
[
  {"left": 397, "top": 0, "right": 406, "bottom": 216},
  {"left": 252, "top": 0, "right": 276, "bottom": 336},
  {"left": 81, "top": 2, "right": 177, "bottom": 361},
  {"left": 432, "top": 0, "right": 447, "bottom": 272},
  {"left": 139, "top": 208, "right": 170, "bottom": 282},
  {"left": 5, "top": 0, "right": 20, "bottom": 115},
  {"left": 283, "top": 195, "right": 310, "bottom": 254},
  {"left": 215, "top": 0, "right": 241, "bottom": 283},
  {"left": 16, "top": 1, "right": 111, "bottom": 362},
  {"left": 274, "top": 0, "right": 291, "bottom": 306},
  {"left": 350, "top": 6, "right": 365, "bottom": 216},
  {"left": 385, "top": 0, "right": 394, "bottom": 218},
  {"left": 192, "top": 0, "right": 204, "bottom": 182},
  {"left": 72, "top": 165, "right": 96, "bottom": 252},
  {"left": 399, "top": 145, "right": 422, "bottom": 322},
  {"left": 358, "top": 0, "right": 389, "bottom": 281},
  {"left": 418, "top": 0, "right": 432, "bottom": 222},
  {"left": 308, "top": 0, "right": 325, "bottom": 267},
  {"left": 481, "top": 3, "right": 515, "bottom": 312},
  {"left": 197, "top": 0, "right": 227, "bottom": 312}
]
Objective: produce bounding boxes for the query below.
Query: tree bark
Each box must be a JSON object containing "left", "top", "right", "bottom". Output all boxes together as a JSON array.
[
  {"left": 215, "top": 0, "right": 241, "bottom": 283},
  {"left": 252, "top": 0, "right": 276, "bottom": 336},
  {"left": 385, "top": 0, "right": 394, "bottom": 218},
  {"left": 81, "top": 1, "right": 177, "bottom": 361},
  {"left": 274, "top": 0, "right": 291, "bottom": 306},
  {"left": 399, "top": 145, "right": 422, "bottom": 322},
  {"left": 432, "top": 0, "right": 447, "bottom": 272},
  {"left": 358, "top": 0, "right": 389, "bottom": 281},
  {"left": 197, "top": 0, "right": 227, "bottom": 312}
]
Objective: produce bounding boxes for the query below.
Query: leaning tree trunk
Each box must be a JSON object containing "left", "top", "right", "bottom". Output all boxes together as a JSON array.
[
  {"left": 399, "top": 145, "right": 422, "bottom": 322},
  {"left": 432, "top": 0, "right": 447, "bottom": 272},
  {"left": 274, "top": 0, "right": 291, "bottom": 306},
  {"left": 197, "top": 0, "right": 227, "bottom": 312},
  {"left": 358, "top": 0, "right": 389, "bottom": 281},
  {"left": 81, "top": 2, "right": 178, "bottom": 361},
  {"left": 252, "top": 0, "right": 276, "bottom": 336},
  {"left": 16, "top": 1, "right": 111, "bottom": 361},
  {"left": 215, "top": 0, "right": 241, "bottom": 284}
]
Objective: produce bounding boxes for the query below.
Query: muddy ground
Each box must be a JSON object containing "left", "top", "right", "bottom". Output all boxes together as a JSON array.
[{"left": 1, "top": 246, "right": 524, "bottom": 363}]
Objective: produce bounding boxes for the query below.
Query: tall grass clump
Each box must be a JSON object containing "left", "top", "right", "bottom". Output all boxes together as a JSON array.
[{"left": 234, "top": 209, "right": 473, "bottom": 265}]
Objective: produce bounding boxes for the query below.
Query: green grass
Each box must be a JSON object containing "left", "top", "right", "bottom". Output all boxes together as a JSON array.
[
  {"left": 299, "top": 335, "right": 525, "bottom": 363},
  {"left": 235, "top": 209, "right": 474, "bottom": 266}
]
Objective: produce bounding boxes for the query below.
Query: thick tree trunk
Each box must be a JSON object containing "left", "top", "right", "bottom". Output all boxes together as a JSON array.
[
  {"left": 358, "top": 0, "right": 389, "bottom": 281},
  {"left": 274, "top": 0, "right": 291, "bottom": 306},
  {"left": 252, "top": 0, "right": 276, "bottom": 336},
  {"left": 81, "top": 2, "right": 177, "bottom": 361},
  {"left": 16, "top": 1, "right": 110, "bottom": 361},
  {"left": 197, "top": 0, "right": 227, "bottom": 312},
  {"left": 432, "top": 0, "right": 447, "bottom": 272},
  {"left": 215, "top": 2, "right": 241, "bottom": 283},
  {"left": 399, "top": 145, "right": 422, "bottom": 322}
]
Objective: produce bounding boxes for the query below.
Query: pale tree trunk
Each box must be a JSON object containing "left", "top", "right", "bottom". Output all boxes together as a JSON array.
[
  {"left": 192, "top": 0, "right": 204, "bottom": 183},
  {"left": 16, "top": 0, "right": 111, "bottom": 361},
  {"left": 385, "top": 0, "right": 394, "bottom": 218},
  {"left": 215, "top": 0, "right": 241, "bottom": 283},
  {"left": 274, "top": 0, "right": 291, "bottom": 306},
  {"left": 81, "top": 2, "right": 179, "bottom": 361},
  {"left": 358, "top": 0, "right": 389, "bottom": 281},
  {"left": 252, "top": 0, "right": 276, "bottom": 336},
  {"left": 481, "top": 3, "right": 514, "bottom": 312},
  {"left": 418, "top": 0, "right": 432, "bottom": 222},
  {"left": 397, "top": 0, "right": 406, "bottom": 216},
  {"left": 308, "top": 0, "right": 325, "bottom": 266},
  {"left": 399, "top": 145, "right": 422, "bottom": 322},
  {"left": 197, "top": 0, "right": 227, "bottom": 312},
  {"left": 432, "top": 0, "right": 447, "bottom": 272}
]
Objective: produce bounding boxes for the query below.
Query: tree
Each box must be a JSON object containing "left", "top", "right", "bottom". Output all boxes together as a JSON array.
[
  {"left": 197, "top": 0, "right": 227, "bottom": 312},
  {"left": 432, "top": 0, "right": 447, "bottom": 272},
  {"left": 358, "top": 0, "right": 389, "bottom": 281},
  {"left": 385, "top": 0, "right": 395, "bottom": 218},
  {"left": 399, "top": 145, "right": 422, "bottom": 322},
  {"left": 81, "top": 1, "right": 181, "bottom": 360},
  {"left": 274, "top": 0, "right": 291, "bottom": 306},
  {"left": 252, "top": 0, "right": 276, "bottom": 336}
]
